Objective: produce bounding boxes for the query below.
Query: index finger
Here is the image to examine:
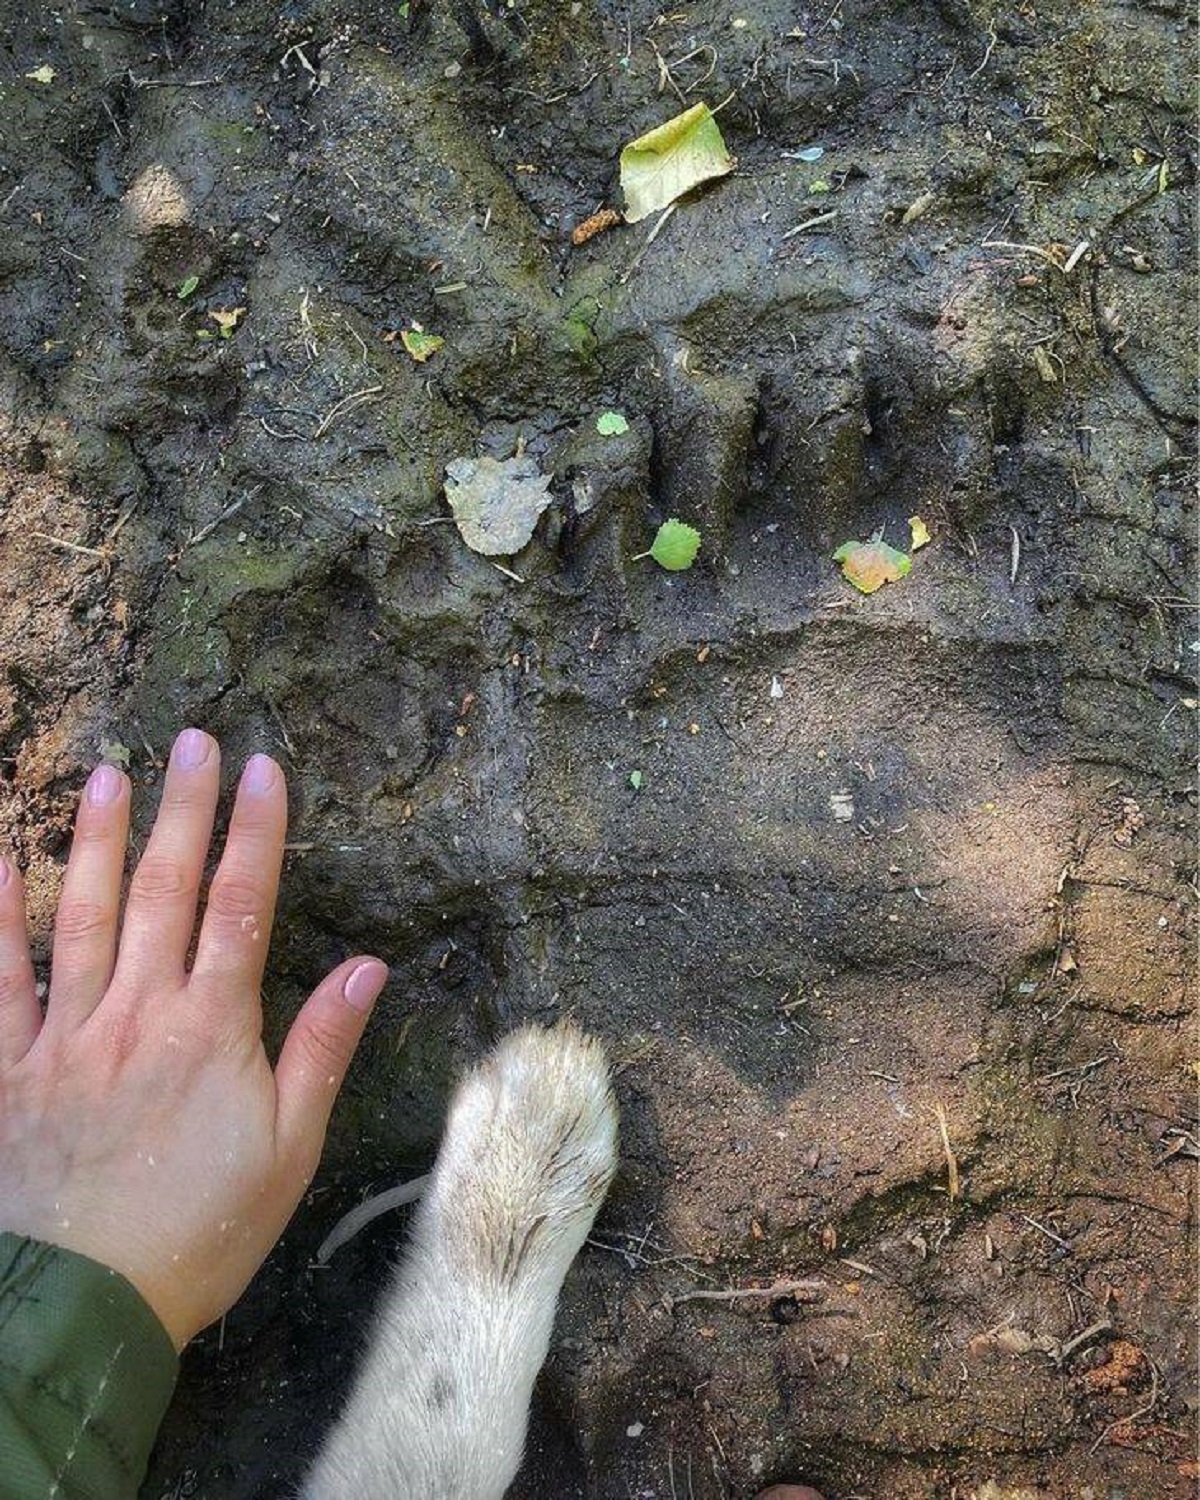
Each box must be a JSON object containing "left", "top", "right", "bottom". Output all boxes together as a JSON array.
[{"left": 189, "top": 754, "right": 287, "bottom": 1010}]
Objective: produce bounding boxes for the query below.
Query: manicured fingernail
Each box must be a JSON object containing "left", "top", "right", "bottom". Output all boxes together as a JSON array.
[
  {"left": 242, "top": 753, "right": 279, "bottom": 796},
  {"left": 173, "top": 728, "right": 213, "bottom": 770},
  {"left": 0, "top": 857, "right": 11, "bottom": 888},
  {"left": 87, "top": 763, "right": 124, "bottom": 807},
  {"left": 343, "top": 960, "right": 387, "bottom": 1013}
]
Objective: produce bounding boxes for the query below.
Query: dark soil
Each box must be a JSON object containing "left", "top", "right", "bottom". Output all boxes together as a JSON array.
[{"left": 1, "top": 1, "right": 1196, "bottom": 1497}]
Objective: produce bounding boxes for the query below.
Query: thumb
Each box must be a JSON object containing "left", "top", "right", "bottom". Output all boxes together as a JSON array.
[{"left": 274, "top": 956, "right": 387, "bottom": 1167}]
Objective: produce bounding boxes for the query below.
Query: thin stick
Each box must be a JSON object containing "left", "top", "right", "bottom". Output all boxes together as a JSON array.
[
  {"left": 1056, "top": 1318, "right": 1112, "bottom": 1367},
  {"left": 312, "top": 384, "right": 383, "bottom": 441},
  {"left": 782, "top": 210, "right": 837, "bottom": 240},
  {"left": 1022, "top": 1213, "right": 1071, "bottom": 1249},
  {"left": 934, "top": 1103, "right": 960, "bottom": 1201},
  {"left": 664, "top": 1277, "right": 823, "bottom": 1312},
  {"left": 185, "top": 495, "right": 246, "bottom": 549},
  {"left": 316, "top": 1174, "right": 430, "bottom": 1264},
  {"left": 1089, "top": 1361, "right": 1159, "bottom": 1454},
  {"left": 30, "top": 531, "right": 108, "bottom": 560}
]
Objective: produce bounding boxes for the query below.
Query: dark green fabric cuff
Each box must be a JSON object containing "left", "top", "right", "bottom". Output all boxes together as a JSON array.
[{"left": 0, "top": 1232, "right": 178, "bottom": 1500}]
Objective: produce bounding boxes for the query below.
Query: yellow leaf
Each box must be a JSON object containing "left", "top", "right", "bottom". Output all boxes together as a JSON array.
[
  {"left": 401, "top": 328, "right": 444, "bottom": 363},
  {"left": 209, "top": 307, "right": 246, "bottom": 337},
  {"left": 908, "top": 515, "right": 931, "bottom": 551},
  {"left": 25, "top": 65, "right": 56, "bottom": 85},
  {"left": 619, "top": 103, "right": 733, "bottom": 224},
  {"left": 833, "top": 538, "right": 911, "bottom": 595}
]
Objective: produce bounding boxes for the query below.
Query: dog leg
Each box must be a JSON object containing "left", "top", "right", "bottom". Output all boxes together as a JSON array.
[{"left": 303, "top": 1024, "right": 617, "bottom": 1500}]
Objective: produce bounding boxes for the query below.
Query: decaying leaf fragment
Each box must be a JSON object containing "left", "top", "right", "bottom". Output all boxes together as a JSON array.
[
  {"left": 619, "top": 103, "right": 733, "bottom": 224},
  {"left": 833, "top": 537, "right": 912, "bottom": 594},
  {"left": 444, "top": 454, "right": 554, "bottom": 556},
  {"left": 401, "top": 327, "right": 444, "bottom": 362}
]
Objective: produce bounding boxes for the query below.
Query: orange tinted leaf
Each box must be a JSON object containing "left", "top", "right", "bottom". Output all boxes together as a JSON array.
[{"left": 832, "top": 538, "right": 912, "bottom": 594}]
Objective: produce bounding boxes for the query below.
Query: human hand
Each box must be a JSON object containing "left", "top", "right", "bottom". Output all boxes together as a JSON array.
[{"left": 0, "top": 729, "right": 387, "bottom": 1350}]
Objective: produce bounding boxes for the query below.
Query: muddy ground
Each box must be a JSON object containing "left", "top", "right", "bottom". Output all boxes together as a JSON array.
[{"left": 1, "top": 0, "right": 1196, "bottom": 1496}]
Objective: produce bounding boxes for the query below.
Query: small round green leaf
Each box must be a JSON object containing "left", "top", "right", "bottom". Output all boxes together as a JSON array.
[
  {"left": 596, "top": 410, "right": 629, "bottom": 436},
  {"left": 648, "top": 518, "right": 701, "bottom": 571}
]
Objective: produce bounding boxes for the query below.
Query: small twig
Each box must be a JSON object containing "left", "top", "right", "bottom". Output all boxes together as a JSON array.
[
  {"left": 664, "top": 1277, "right": 823, "bottom": 1312},
  {"left": 966, "top": 19, "right": 997, "bottom": 81},
  {"left": 1062, "top": 239, "right": 1090, "bottom": 274},
  {"left": 312, "top": 385, "right": 384, "bottom": 441},
  {"left": 128, "top": 71, "right": 225, "bottom": 88},
  {"left": 1056, "top": 1318, "right": 1112, "bottom": 1368},
  {"left": 934, "top": 1103, "right": 960, "bottom": 1202},
  {"left": 315, "top": 1175, "right": 430, "bottom": 1264},
  {"left": 782, "top": 210, "right": 837, "bottom": 240},
  {"left": 982, "top": 239, "right": 1063, "bottom": 268},
  {"left": 1022, "top": 1213, "right": 1071, "bottom": 1249},
  {"left": 620, "top": 203, "right": 677, "bottom": 285},
  {"left": 1089, "top": 1360, "right": 1160, "bottom": 1454},
  {"left": 1010, "top": 524, "right": 1021, "bottom": 585},
  {"left": 1036, "top": 1055, "right": 1113, "bottom": 1084},
  {"left": 184, "top": 483, "right": 261, "bottom": 550},
  {"left": 30, "top": 531, "right": 108, "bottom": 561}
]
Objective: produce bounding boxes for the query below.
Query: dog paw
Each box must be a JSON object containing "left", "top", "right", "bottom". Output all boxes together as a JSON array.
[{"left": 427, "top": 1024, "right": 618, "bottom": 1284}]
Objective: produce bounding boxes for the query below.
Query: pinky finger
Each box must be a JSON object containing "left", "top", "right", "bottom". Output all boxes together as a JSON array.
[
  {"left": 0, "top": 857, "right": 40, "bottom": 1068},
  {"left": 274, "top": 957, "right": 387, "bottom": 1175}
]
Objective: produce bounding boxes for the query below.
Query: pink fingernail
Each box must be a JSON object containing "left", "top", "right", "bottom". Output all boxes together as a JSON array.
[
  {"left": 173, "top": 728, "right": 213, "bottom": 770},
  {"left": 343, "top": 960, "right": 387, "bottom": 1013},
  {"left": 242, "top": 753, "right": 279, "bottom": 796},
  {"left": 87, "top": 764, "right": 124, "bottom": 806}
]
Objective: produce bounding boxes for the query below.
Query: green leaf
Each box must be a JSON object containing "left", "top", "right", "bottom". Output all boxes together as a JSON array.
[
  {"left": 629, "top": 769, "right": 644, "bottom": 790},
  {"left": 619, "top": 102, "right": 734, "bottom": 224},
  {"left": 99, "top": 737, "right": 131, "bottom": 768},
  {"left": 833, "top": 538, "right": 912, "bottom": 594},
  {"left": 642, "top": 518, "right": 701, "bottom": 571},
  {"left": 177, "top": 275, "right": 200, "bottom": 300},
  {"left": 401, "top": 328, "right": 444, "bottom": 363},
  {"left": 596, "top": 410, "right": 629, "bottom": 436},
  {"left": 808, "top": 179, "right": 831, "bottom": 195}
]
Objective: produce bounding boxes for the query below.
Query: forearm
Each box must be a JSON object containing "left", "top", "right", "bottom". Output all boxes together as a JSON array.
[{"left": 0, "top": 1233, "right": 178, "bottom": 1500}]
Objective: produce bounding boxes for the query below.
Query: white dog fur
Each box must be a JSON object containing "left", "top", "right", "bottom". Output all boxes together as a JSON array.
[{"left": 303, "top": 1024, "right": 618, "bottom": 1500}]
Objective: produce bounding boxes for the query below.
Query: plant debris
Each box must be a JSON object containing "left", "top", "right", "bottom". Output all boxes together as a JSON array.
[
  {"left": 400, "top": 326, "right": 444, "bottom": 363},
  {"left": 596, "top": 410, "right": 629, "bottom": 436},
  {"left": 634, "top": 518, "right": 702, "bottom": 571},
  {"left": 444, "top": 454, "right": 554, "bottom": 556},
  {"left": 908, "top": 515, "right": 931, "bottom": 550},
  {"left": 177, "top": 275, "right": 200, "bottom": 300},
  {"left": 25, "top": 65, "right": 56, "bottom": 85},
  {"left": 209, "top": 307, "right": 246, "bottom": 339},
  {"left": 620, "top": 102, "right": 733, "bottom": 224},
  {"left": 572, "top": 207, "right": 621, "bottom": 246},
  {"left": 833, "top": 537, "right": 912, "bottom": 594}
]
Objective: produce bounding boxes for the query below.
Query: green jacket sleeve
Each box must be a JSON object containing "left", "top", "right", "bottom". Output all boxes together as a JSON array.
[{"left": 0, "top": 1233, "right": 178, "bottom": 1500}]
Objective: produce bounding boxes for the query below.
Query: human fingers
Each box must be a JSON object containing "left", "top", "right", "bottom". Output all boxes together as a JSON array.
[
  {"left": 114, "top": 728, "right": 219, "bottom": 987},
  {"left": 47, "top": 764, "right": 130, "bottom": 1027},
  {"left": 273, "top": 957, "right": 387, "bottom": 1171},
  {"left": 0, "top": 856, "right": 39, "bottom": 1066},
  {"left": 188, "top": 754, "right": 287, "bottom": 1013}
]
